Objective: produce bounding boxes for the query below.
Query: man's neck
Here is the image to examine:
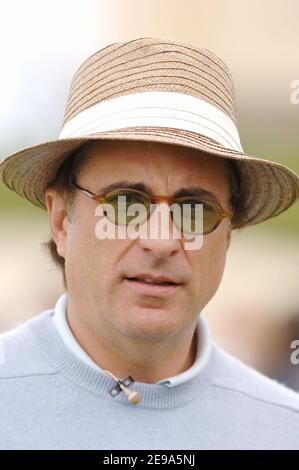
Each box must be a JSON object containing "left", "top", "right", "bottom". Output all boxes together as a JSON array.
[{"left": 66, "top": 304, "right": 198, "bottom": 384}]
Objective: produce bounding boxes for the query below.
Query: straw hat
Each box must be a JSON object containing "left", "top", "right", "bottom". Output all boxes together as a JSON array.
[{"left": 0, "top": 36, "right": 298, "bottom": 227}]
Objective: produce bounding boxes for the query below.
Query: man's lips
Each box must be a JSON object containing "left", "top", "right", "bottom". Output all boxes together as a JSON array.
[
  {"left": 123, "top": 274, "right": 182, "bottom": 296},
  {"left": 124, "top": 272, "right": 181, "bottom": 284}
]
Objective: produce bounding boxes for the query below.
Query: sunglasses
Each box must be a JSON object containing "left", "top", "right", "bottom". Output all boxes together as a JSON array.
[{"left": 71, "top": 181, "right": 233, "bottom": 235}]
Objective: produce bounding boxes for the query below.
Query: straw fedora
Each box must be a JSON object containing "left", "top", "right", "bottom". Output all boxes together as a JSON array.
[{"left": 0, "top": 36, "right": 298, "bottom": 227}]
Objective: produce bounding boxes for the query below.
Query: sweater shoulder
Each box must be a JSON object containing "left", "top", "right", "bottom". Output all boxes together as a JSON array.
[
  {"left": 0, "top": 311, "right": 55, "bottom": 379},
  {"left": 206, "top": 342, "right": 299, "bottom": 415}
]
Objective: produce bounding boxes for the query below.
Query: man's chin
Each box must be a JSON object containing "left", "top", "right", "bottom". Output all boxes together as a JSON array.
[{"left": 118, "top": 306, "right": 183, "bottom": 340}]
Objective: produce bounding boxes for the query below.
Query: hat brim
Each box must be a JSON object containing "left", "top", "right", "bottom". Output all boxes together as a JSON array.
[{"left": 0, "top": 126, "right": 298, "bottom": 228}]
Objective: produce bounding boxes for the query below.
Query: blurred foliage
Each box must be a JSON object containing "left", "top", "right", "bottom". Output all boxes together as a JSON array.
[{"left": 0, "top": 183, "right": 45, "bottom": 219}]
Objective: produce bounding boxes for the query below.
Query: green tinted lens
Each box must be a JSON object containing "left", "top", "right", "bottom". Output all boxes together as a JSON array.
[
  {"left": 172, "top": 199, "right": 220, "bottom": 234},
  {"left": 104, "top": 189, "right": 151, "bottom": 225}
]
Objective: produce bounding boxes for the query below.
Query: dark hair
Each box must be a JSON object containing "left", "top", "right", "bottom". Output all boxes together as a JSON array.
[
  {"left": 227, "top": 159, "right": 247, "bottom": 229},
  {"left": 43, "top": 142, "right": 247, "bottom": 287}
]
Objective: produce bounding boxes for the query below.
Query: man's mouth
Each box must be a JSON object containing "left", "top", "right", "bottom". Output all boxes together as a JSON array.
[
  {"left": 126, "top": 277, "right": 176, "bottom": 286},
  {"left": 123, "top": 275, "right": 181, "bottom": 296}
]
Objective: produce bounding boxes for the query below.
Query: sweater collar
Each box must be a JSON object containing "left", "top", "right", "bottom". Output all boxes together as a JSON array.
[
  {"left": 29, "top": 296, "right": 214, "bottom": 409},
  {"left": 52, "top": 292, "right": 212, "bottom": 388}
]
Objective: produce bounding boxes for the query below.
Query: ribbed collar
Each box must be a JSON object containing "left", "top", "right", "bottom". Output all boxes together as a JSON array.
[{"left": 28, "top": 300, "right": 214, "bottom": 409}]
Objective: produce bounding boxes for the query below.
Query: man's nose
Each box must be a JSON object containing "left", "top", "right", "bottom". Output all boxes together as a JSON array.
[{"left": 138, "top": 202, "right": 181, "bottom": 257}]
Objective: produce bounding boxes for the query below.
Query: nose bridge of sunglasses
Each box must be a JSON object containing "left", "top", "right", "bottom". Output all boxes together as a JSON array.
[
  {"left": 148, "top": 199, "right": 173, "bottom": 221},
  {"left": 138, "top": 200, "right": 182, "bottom": 239},
  {"left": 153, "top": 195, "right": 171, "bottom": 203}
]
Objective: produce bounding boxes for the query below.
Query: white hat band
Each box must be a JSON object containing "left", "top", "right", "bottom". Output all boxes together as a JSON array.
[{"left": 59, "top": 91, "right": 243, "bottom": 152}]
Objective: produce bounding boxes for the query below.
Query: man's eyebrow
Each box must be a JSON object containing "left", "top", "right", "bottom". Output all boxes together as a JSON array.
[
  {"left": 97, "top": 181, "right": 148, "bottom": 194},
  {"left": 97, "top": 181, "right": 220, "bottom": 202},
  {"left": 172, "top": 187, "right": 220, "bottom": 202}
]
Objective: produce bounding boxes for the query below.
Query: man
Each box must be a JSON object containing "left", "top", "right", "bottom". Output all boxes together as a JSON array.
[{"left": 0, "top": 37, "right": 299, "bottom": 450}]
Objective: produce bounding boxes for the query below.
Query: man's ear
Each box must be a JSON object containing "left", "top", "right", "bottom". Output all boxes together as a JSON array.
[
  {"left": 45, "top": 188, "right": 69, "bottom": 259},
  {"left": 226, "top": 223, "right": 232, "bottom": 251}
]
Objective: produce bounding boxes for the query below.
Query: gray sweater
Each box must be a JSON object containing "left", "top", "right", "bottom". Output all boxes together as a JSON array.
[{"left": 0, "top": 309, "right": 299, "bottom": 450}]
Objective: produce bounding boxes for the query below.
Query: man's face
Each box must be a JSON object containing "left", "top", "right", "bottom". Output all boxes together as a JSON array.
[{"left": 47, "top": 140, "right": 232, "bottom": 342}]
